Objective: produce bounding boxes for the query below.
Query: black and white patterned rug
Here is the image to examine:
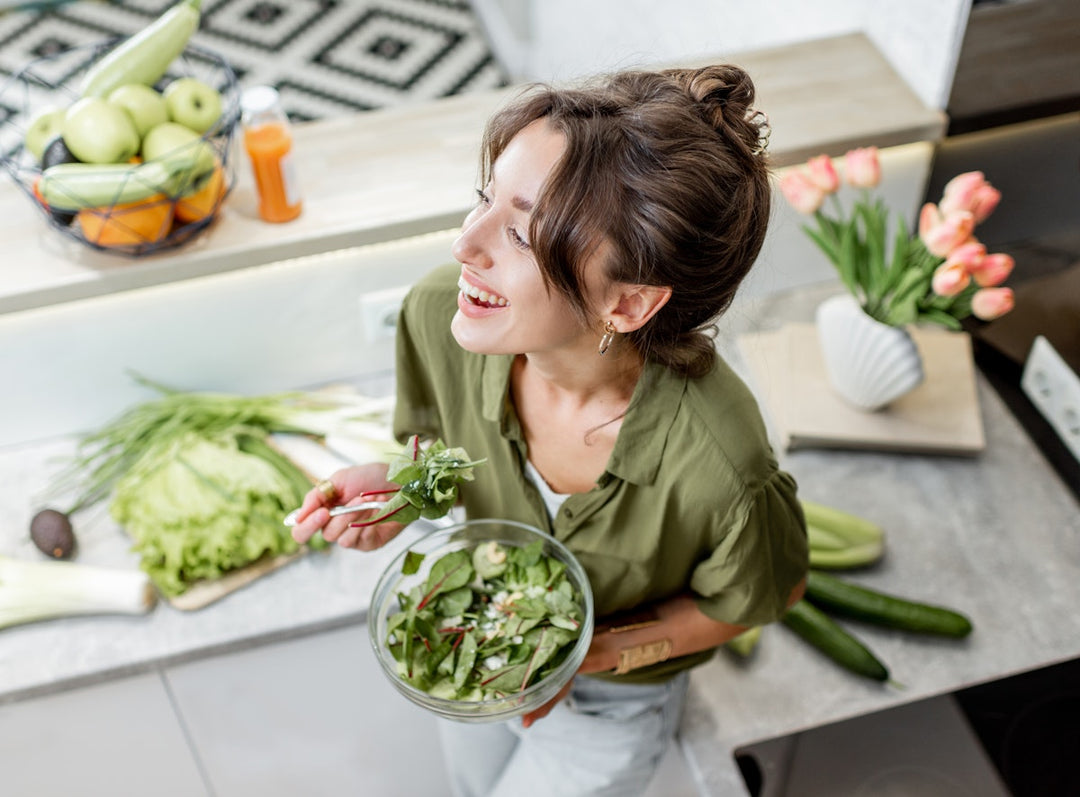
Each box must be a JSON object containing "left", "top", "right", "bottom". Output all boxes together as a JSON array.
[{"left": 0, "top": 0, "right": 507, "bottom": 123}]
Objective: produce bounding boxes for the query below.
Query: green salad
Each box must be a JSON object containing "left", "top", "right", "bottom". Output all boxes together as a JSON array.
[{"left": 385, "top": 539, "right": 585, "bottom": 702}]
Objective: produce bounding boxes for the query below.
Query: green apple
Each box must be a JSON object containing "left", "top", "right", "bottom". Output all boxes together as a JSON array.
[
  {"left": 24, "top": 106, "right": 66, "bottom": 163},
  {"left": 141, "top": 121, "right": 215, "bottom": 194},
  {"left": 107, "top": 83, "right": 169, "bottom": 138},
  {"left": 61, "top": 97, "right": 140, "bottom": 164},
  {"left": 163, "top": 77, "right": 223, "bottom": 135}
]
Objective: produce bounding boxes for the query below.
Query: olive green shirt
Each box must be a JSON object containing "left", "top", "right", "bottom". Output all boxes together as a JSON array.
[{"left": 392, "top": 264, "right": 808, "bottom": 682}]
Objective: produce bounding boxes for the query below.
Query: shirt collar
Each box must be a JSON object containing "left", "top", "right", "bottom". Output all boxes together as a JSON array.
[
  {"left": 606, "top": 362, "right": 685, "bottom": 485},
  {"left": 481, "top": 355, "right": 685, "bottom": 485},
  {"left": 481, "top": 353, "right": 517, "bottom": 432}
]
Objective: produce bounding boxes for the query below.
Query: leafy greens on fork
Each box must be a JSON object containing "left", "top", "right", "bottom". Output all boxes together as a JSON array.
[{"left": 348, "top": 436, "right": 486, "bottom": 528}]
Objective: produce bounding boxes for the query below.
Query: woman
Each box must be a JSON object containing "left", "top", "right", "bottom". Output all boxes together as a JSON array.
[{"left": 292, "top": 63, "right": 807, "bottom": 797}]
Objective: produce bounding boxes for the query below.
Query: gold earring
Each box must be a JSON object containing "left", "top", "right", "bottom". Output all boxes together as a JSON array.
[{"left": 598, "top": 320, "right": 616, "bottom": 355}]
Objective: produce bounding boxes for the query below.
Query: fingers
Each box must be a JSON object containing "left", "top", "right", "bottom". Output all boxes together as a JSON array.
[
  {"left": 521, "top": 678, "right": 574, "bottom": 729},
  {"left": 335, "top": 519, "right": 405, "bottom": 551}
]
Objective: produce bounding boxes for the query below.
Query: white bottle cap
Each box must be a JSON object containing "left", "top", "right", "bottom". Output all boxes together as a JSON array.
[{"left": 240, "top": 85, "right": 281, "bottom": 116}]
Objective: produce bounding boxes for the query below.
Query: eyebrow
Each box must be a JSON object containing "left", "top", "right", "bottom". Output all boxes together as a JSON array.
[{"left": 511, "top": 195, "right": 534, "bottom": 213}]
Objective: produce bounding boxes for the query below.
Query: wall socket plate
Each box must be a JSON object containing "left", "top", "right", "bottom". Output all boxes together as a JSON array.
[
  {"left": 359, "top": 285, "right": 410, "bottom": 344},
  {"left": 1021, "top": 335, "right": 1080, "bottom": 464}
]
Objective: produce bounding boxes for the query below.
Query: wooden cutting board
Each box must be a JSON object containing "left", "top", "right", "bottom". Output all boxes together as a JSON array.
[{"left": 738, "top": 323, "right": 985, "bottom": 455}]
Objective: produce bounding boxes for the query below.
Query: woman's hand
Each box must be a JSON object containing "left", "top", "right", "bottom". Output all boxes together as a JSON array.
[
  {"left": 519, "top": 627, "right": 623, "bottom": 728},
  {"left": 520, "top": 592, "right": 769, "bottom": 728},
  {"left": 290, "top": 462, "right": 405, "bottom": 551}
]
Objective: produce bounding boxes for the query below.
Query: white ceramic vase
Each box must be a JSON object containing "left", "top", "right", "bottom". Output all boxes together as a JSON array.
[{"left": 816, "top": 294, "right": 925, "bottom": 411}]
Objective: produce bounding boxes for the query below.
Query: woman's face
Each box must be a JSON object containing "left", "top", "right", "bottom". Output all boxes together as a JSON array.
[{"left": 450, "top": 119, "right": 596, "bottom": 357}]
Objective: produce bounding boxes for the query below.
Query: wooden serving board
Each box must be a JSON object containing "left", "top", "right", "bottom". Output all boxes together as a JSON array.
[
  {"left": 739, "top": 322, "right": 985, "bottom": 455},
  {"left": 168, "top": 551, "right": 307, "bottom": 611}
]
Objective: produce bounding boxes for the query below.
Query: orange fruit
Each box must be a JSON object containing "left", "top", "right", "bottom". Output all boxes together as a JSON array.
[
  {"left": 174, "top": 163, "right": 226, "bottom": 225},
  {"left": 77, "top": 193, "right": 174, "bottom": 248}
]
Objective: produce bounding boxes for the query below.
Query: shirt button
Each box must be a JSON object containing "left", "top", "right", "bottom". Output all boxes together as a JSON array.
[{"left": 563, "top": 507, "right": 573, "bottom": 518}]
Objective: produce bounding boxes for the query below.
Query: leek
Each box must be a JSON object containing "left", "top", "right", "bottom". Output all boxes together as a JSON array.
[
  {"left": 0, "top": 555, "right": 155, "bottom": 629},
  {"left": 48, "top": 374, "right": 402, "bottom": 598}
]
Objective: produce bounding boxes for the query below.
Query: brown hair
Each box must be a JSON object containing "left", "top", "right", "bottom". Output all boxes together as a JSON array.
[{"left": 480, "top": 64, "right": 772, "bottom": 378}]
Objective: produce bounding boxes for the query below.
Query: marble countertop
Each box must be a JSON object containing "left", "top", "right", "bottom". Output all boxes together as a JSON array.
[
  {"left": 678, "top": 285, "right": 1080, "bottom": 795},
  {"left": 0, "top": 417, "right": 447, "bottom": 704}
]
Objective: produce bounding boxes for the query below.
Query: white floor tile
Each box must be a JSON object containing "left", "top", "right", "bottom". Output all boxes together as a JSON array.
[
  {"left": 164, "top": 623, "right": 451, "bottom": 797},
  {"left": 165, "top": 622, "right": 703, "bottom": 797},
  {"left": 0, "top": 672, "right": 208, "bottom": 797}
]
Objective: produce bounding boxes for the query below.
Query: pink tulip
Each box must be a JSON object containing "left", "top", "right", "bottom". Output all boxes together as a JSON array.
[
  {"left": 844, "top": 147, "right": 881, "bottom": 188},
  {"left": 932, "top": 261, "right": 971, "bottom": 297},
  {"left": 971, "top": 287, "right": 1015, "bottom": 320},
  {"left": 969, "top": 252, "right": 1015, "bottom": 287},
  {"left": 780, "top": 170, "right": 826, "bottom": 214},
  {"left": 806, "top": 155, "right": 840, "bottom": 193},
  {"left": 939, "top": 171, "right": 1002, "bottom": 223},
  {"left": 943, "top": 240, "right": 986, "bottom": 272},
  {"left": 919, "top": 203, "right": 975, "bottom": 257}
]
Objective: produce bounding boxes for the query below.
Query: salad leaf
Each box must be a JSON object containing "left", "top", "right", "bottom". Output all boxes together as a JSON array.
[
  {"left": 385, "top": 541, "right": 585, "bottom": 702},
  {"left": 351, "top": 436, "right": 485, "bottom": 529}
]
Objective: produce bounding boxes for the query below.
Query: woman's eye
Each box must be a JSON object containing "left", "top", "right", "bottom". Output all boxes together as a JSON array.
[
  {"left": 508, "top": 227, "right": 530, "bottom": 250},
  {"left": 475, "top": 188, "right": 491, "bottom": 208}
]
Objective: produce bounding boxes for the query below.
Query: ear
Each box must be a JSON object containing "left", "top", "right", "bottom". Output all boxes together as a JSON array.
[{"left": 606, "top": 283, "right": 672, "bottom": 333}]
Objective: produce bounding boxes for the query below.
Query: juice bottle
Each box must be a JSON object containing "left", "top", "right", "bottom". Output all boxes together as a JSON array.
[{"left": 241, "top": 86, "right": 302, "bottom": 223}]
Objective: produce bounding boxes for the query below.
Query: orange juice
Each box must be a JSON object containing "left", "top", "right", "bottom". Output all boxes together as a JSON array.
[{"left": 244, "top": 122, "right": 302, "bottom": 223}]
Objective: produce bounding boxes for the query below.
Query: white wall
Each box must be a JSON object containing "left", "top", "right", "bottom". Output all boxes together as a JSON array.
[
  {"left": 1, "top": 230, "right": 458, "bottom": 447},
  {"left": 478, "top": 0, "right": 972, "bottom": 110}
]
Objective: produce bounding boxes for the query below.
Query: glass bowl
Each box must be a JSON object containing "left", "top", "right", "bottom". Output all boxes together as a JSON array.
[
  {"left": 369, "top": 519, "right": 594, "bottom": 723},
  {"left": 0, "top": 40, "right": 240, "bottom": 257}
]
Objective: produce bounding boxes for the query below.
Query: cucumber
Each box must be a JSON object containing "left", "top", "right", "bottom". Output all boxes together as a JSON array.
[
  {"left": 801, "top": 499, "right": 884, "bottom": 545},
  {"left": 80, "top": 0, "right": 203, "bottom": 98},
  {"left": 782, "top": 600, "right": 889, "bottom": 681},
  {"left": 809, "top": 537, "right": 885, "bottom": 570},
  {"left": 805, "top": 570, "right": 973, "bottom": 638}
]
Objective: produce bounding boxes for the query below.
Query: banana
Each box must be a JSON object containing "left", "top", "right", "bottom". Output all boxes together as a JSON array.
[{"left": 80, "top": 0, "right": 203, "bottom": 99}]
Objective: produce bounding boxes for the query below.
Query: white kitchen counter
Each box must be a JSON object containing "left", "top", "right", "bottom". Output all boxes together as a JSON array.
[{"left": 0, "top": 373, "right": 445, "bottom": 704}]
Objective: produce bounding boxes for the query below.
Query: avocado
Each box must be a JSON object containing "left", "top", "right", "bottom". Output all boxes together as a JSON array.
[
  {"left": 30, "top": 508, "right": 76, "bottom": 559},
  {"left": 39, "top": 137, "right": 79, "bottom": 226}
]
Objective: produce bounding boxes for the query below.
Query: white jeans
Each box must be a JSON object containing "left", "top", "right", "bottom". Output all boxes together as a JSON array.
[{"left": 437, "top": 672, "right": 690, "bottom": 797}]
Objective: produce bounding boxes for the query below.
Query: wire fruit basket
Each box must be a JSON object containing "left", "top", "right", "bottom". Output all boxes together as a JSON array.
[{"left": 0, "top": 40, "right": 240, "bottom": 257}]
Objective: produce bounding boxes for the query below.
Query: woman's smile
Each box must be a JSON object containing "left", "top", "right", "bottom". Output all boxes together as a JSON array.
[{"left": 458, "top": 275, "right": 510, "bottom": 308}]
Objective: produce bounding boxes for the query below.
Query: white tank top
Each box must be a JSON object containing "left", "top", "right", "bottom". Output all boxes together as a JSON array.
[{"left": 524, "top": 459, "right": 571, "bottom": 520}]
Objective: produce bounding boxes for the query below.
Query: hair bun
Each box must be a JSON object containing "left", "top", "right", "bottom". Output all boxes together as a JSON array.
[{"left": 666, "top": 65, "right": 770, "bottom": 158}]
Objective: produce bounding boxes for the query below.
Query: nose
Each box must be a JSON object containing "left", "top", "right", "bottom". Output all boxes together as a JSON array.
[{"left": 452, "top": 207, "right": 493, "bottom": 269}]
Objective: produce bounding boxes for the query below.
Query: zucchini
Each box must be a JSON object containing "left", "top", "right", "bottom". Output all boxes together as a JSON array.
[
  {"left": 805, "top": 570, "right": 973, "bottom": 638},
  {"left": 80, "top": 0, "right": 203, "bottom": 98},
  {"left": 782, "top": 600, "right": 889, "bottom": 682},
  {"left": 39, "top": 156, "right": 201, "bottom": 211}
]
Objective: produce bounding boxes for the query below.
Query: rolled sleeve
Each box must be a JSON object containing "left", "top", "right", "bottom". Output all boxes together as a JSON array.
[{"left": 690, "top": 469, "right": 808, "bottom": 627}]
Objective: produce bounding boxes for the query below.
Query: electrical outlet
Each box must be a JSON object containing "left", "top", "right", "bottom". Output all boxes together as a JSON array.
[
  {"left": 359, "top": 286, "right": 410, "bottom": 344},
  {"left": 1021, "top": 335, "right": 1080, "bottom": 463}
]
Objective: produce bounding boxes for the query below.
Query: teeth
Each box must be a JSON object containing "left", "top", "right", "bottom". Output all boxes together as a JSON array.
[{"left": 458, "top": 276, "right": 509, "bottom": 306}]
